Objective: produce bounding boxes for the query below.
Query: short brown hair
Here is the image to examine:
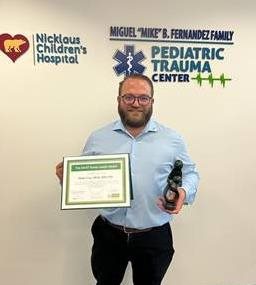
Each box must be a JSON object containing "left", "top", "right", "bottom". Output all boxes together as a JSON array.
[{"left": 118, "top": 74, "right": 154, "bottom": 97}]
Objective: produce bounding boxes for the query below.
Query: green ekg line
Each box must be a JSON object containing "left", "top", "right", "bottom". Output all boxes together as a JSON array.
[{"left": 191, "top": 73, "right": 232, "bottom": 87}]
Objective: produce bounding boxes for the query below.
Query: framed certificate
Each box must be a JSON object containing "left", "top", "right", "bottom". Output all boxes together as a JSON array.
[{"left": 61, "top": 154, "right": 131, "bottom": 209}]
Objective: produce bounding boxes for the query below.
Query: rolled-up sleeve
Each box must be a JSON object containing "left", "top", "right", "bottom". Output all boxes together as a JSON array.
[{"left": 175, "top": 135, "right": 200, "bottom": 204}]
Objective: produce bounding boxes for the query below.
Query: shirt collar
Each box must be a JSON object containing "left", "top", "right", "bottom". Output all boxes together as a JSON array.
[{"left": 112, "top": 119, "right": 158, "bottom": 134}]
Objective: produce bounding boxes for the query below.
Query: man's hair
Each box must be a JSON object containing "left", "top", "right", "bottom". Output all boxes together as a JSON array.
[{"left": 118, "top": 74, "right": 154, "bottom": 97}]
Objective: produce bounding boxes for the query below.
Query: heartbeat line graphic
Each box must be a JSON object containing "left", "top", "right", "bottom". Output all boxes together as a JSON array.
[{"left": 191, "top": 73, "right": 232, "bottom": 87}]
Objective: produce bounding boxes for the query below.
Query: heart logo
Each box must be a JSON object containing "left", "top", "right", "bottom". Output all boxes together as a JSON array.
[{"left": 0, "top": 34, "right": 29, "bottom": 62}]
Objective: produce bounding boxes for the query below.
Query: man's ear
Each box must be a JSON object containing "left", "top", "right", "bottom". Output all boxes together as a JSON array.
[{"left": 151, "top": 98, "right": 154, "bottom": 104}]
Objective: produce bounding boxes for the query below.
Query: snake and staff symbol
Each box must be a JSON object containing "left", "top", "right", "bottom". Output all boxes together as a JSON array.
[{"left": 126, "top": 52, "right": 133, "bottom": 75}]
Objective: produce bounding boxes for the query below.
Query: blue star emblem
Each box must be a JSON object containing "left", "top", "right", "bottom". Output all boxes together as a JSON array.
[{"left": 113, "top": 45, "right": 146, "bottom": 76}]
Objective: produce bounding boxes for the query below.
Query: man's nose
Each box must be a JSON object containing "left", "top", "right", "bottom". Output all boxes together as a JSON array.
[{"left": 132, "top": 98, "right": 140, "bottom": 107}]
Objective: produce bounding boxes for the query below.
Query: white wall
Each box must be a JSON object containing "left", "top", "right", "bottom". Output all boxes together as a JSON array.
[{"left": 1, "top": 1, "right": 256, "bottom": 284}]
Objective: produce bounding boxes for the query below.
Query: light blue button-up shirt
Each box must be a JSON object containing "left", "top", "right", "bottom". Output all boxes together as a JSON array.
[{"left": 83, "top": 119, "right": 199, "bottom": 229}]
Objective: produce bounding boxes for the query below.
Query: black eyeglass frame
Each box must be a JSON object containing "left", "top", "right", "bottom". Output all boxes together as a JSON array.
[{"left": 119, "top": 94, "right": 153, "bottom": 106}]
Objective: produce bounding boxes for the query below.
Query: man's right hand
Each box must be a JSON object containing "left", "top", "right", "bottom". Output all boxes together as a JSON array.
[{"left": 55, "top": 162, "right": 63, "bottom": 183}]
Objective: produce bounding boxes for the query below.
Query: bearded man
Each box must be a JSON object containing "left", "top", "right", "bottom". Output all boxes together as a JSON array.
[{"left": 56, "top": 74, "right": 199, "bottom": 285}]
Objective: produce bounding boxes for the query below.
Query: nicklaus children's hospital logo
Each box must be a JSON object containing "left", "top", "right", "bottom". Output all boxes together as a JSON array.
[
  {"left": 0, "top": 32, "right": 87, "bottom": 65},
  {"left": 0, "top": 34, "right": 29, "bottom": 62}
]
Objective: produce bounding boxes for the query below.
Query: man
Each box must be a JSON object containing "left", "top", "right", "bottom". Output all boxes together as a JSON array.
[{"left": 56, "top": 74, "right": 199, "bottom": 285}]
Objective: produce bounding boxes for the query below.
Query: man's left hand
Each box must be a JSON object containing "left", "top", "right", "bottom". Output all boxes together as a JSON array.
[{"left": 156, "top": 188, "right": 186, "bottom": 214}]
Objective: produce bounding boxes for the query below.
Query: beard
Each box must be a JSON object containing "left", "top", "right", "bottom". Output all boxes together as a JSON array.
[{"left": 118, "top": 105, "right": 153, "bottom": 128}]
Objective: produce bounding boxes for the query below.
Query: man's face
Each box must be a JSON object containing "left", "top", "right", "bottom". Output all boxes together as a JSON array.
[{"left": 118, "top": 78, "right": 154, "bottom": 128}]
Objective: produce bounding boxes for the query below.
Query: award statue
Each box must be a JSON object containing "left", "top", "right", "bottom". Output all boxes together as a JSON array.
[{"left": 163, "top": 160, "right": 183, "bottom": 211}]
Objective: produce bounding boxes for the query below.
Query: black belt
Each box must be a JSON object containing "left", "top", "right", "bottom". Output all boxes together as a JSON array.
[{"left": 101, "top": 216, "right": 153, "bottom": 234}]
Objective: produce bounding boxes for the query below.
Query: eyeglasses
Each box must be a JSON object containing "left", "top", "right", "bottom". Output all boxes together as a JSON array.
[{"left": 120, "top": 94, "right": 153, "bottom": 106}]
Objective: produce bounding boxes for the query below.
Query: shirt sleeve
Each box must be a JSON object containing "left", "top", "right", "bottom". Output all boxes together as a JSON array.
[
  {"left": 175, "top": 135, "right": 200, "bottom": 204},
  {"left": 81, "top": 133, "right": 97, "bottom": 155}
]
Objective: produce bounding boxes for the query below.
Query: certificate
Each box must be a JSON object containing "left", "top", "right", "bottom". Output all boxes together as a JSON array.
[{"left": 61, "top": 154, "right": 131, "bottom": 209}]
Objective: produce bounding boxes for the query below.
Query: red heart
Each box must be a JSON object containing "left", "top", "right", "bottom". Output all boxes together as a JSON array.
[{"left": 0, "top": 34, "right": 29, "bottom": 62}]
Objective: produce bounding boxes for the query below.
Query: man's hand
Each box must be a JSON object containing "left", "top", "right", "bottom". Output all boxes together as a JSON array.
[
  {"left": 55, "top": 162, "right": 63, "bottom": 184},
  {"left": 156, "top": 188, "right": 186, "bottom": 214}
]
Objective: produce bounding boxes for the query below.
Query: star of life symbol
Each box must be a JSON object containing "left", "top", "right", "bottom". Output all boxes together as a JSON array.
[{"left": 113, "top": 45, "right": 146, "bottom": 76}]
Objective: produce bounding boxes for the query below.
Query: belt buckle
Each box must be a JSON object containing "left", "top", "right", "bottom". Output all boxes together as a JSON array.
[{"left": 123, "top": 226, "right": 136, "bottom": 234}]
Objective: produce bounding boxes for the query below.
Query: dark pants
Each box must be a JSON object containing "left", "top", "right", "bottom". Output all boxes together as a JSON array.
[{"left": 91, "top": 216, "right": 174, "bottom": 285}]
